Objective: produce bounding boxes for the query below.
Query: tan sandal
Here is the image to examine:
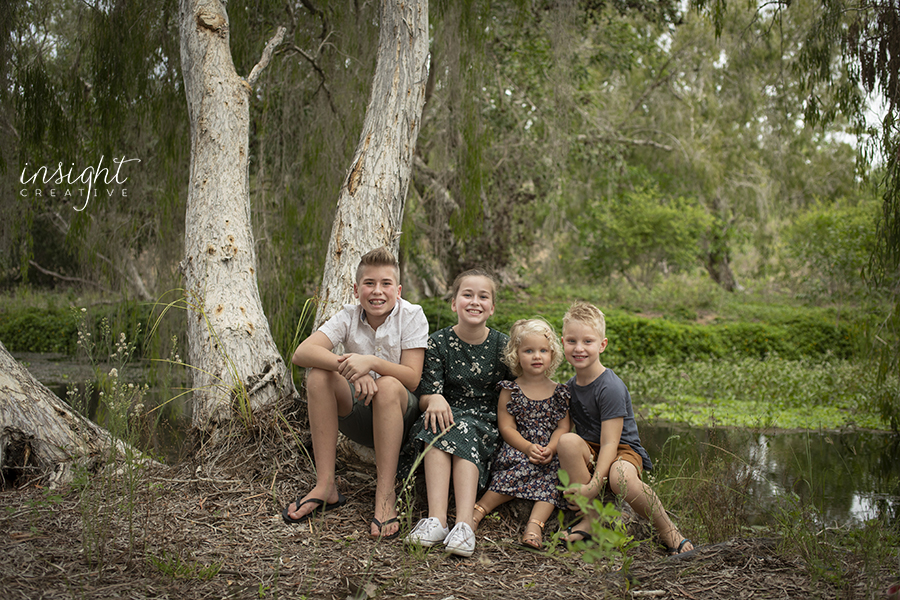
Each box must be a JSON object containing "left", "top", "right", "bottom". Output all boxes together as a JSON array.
[
  {"left": 520, "top": 518, "right": 544, "bottom": 550},
  {"left": 473, "top": 503, "right": 487, "bottom": 529}
]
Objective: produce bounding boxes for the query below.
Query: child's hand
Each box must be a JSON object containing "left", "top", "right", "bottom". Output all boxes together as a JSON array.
[
  {"left": 337, "top": 353, "right": 375, "bottom": 382},
  {"left": 353, "top": 374, "right": 379, "bottom": 405},
  {"left": 422, "top": 395, "right": 454, "bottom": 434},
  {"left": 564, "top": 481, "right": 598, "bottom": 510},
  {"left": 526, "top": 443, "right": 551, "bottom": 465}
]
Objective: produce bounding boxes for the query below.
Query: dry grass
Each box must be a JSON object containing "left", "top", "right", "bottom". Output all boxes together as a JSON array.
[{"left": 0, "top": 413, "right": 895, "bottom": 600}]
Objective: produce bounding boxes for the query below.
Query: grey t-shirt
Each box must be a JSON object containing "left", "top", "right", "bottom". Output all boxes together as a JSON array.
[{"left": 566, "top": 368, "right": 652, "bottom": 471}]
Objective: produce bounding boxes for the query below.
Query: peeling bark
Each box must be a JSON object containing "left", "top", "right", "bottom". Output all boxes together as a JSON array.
[
  {"left": 179, "top": 0, "right": 296, "bottom": 429},
  {"left": 315, "top": 0, "right": 430, "bottom": 326},
  {"left": 0, "top": 341, "right": 120, "bottom": 485}
]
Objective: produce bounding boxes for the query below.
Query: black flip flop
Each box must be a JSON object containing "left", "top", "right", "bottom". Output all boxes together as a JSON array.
[
  {"left": 371, "top": 516, "right": 401, "bottom": 540},
  {"left": 664, "top": 538, "right": 693, "bottom": 556},
  {"left": 282, "top": 491, "right": 347, "bottom": 524},
  {"left": 558, "top": 525, "right": 593, "bottom": 547}
]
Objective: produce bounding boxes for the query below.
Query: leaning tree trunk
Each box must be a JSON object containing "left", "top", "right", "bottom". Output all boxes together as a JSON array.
[
  {"left": 179, "top": 0, "right": 295, "bottom": 429},
  {"left": 314, "top": 0, "right": 430, "bottom": 327},
  {"left": 0, "top": 341, "right": 122, "bottom": 485}
]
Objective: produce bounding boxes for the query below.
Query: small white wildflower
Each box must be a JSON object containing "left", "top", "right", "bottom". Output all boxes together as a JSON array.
[
  {"left": 128, "top": 383, "right": 134, "bottom": 389},
  {"left": 109, "top": 368, "right": 118, "bottom": 378},
  {"left": 81, "top": 308, "right": 87, "bottom": 313}
]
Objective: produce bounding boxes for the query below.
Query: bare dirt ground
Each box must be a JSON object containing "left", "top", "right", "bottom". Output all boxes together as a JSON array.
[{"left": 0, "top": 426, "right": 894, "bottom": 600}]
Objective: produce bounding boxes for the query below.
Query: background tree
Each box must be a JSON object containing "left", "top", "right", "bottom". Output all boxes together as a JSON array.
[
  {"left": 178, "top": 0, "right": 295, "bottom": 430},
  {"left": 314, "top": 0, "right": 430, "bottom": 327},
  {"left": 693, "top": 0, "right": 900, "bottom": 428}
]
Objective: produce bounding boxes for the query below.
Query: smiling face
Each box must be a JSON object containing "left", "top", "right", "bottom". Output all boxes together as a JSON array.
[
  {"left": 354, "top": 265, "right": 401, "bottom": 328},
  {"left": 450, "top": 275, "right": 495, "bottom": 328},
  {"left": 562, "top": 319, "right": 608, "bottom": 377},
  {"left": 517, "top": 333, "right": 553, "bottom": 378}
]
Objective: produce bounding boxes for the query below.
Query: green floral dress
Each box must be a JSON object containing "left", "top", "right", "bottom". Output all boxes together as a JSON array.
[{"left": 406, "top": 326, "right": 512, "bottom": 490}]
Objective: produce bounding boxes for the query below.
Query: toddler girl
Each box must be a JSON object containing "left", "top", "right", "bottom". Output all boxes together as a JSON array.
[
  {"left": 403, "top": 269, "right": 512, "bottom": 557},
  {"left": 472, "top": 318, "right": 571, "bottom": 550}
]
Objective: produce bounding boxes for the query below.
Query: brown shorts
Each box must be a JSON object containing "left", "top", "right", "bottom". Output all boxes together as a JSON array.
[{"left": 586, "top": 441, "right": 644, "bottom": 479}]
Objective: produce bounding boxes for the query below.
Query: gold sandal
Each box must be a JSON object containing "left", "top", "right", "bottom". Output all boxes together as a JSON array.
[
  {"left": 520, "top": 518, "right": 544, "bottom": 550},
  {"left": 473, "top": 503, "right": 487, "bottom": 529}
]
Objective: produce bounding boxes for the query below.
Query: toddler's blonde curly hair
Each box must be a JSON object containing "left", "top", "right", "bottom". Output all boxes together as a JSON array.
[{"left": 502, "top": 318, "right": 563, "bottom": 378}]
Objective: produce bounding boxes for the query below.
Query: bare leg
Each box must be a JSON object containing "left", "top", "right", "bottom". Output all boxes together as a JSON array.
[
  {"left": 286, "top": 368, "right": 351, "bottom": 520},
  {"left": 608, "top": 459, "right": 694, "bottom": 554},
  {"left": 472, "top": 490, "right": 511, "bottom": 530},
  {"left": 452, "top": 456, "right": 481, "bottom": 528},
  {"left": 423, "top": 447, "right": 452, "bottom": 528},
  {"left": 557, "top": 432, "right": 597, "bottom": 541},
  {"left": 521, "top": 501, "right": 556, "bottom": 548},
  {"left": 369, "top": 376, "right": 407, "bottom": 538}
]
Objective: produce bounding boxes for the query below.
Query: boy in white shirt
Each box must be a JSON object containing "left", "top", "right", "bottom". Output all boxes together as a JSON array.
[{"left": 282, "top": 247, "right": 429, "bottom": 540}]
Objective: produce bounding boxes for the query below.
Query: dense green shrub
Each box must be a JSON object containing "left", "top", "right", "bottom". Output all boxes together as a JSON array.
[
  {"left": 783, "top": 201, "right": 878, "bottom": 301},
  {"left": 0, "top": 308, "right": 79, "bottom": 353},
  {"left": 0, "top": 302, "right": 152, "bottom": 355},
  {"left": 418, "top": 298, "right": 862, "bottom": 366},
  {"left": 582, "top": 186, "right": 713, "bottom": 288}
]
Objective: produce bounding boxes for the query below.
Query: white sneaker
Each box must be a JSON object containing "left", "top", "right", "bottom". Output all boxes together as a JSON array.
[
  {"left": 443, "top": 522, "right": 475, "bottom": 557},
  {"left": 403, "top": 517, "right": 449, "bottom": 547}
]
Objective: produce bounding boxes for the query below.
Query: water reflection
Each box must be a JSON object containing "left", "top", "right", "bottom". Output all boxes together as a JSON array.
[
  {"left": 640, "top": 422, "right": 900, "bottom": 526},
  {"left": 50, "top": 381, "right": 191, "bottom": 465}
]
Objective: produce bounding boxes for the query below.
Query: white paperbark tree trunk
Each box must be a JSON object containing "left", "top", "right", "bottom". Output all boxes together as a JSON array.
[
  {"left": 179, "top": 0, "right": 295, "bottom": 429},
  {"left": 0, "top": 341, "right": 121, "bottom": 485},
  {"left": 314, "top": 0, "right": 430, "bottom": 327}
]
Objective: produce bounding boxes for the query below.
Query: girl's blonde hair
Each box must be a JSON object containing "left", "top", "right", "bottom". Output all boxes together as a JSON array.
[{"left": 503, "top": 318, "right": 564, "bottom": 378}]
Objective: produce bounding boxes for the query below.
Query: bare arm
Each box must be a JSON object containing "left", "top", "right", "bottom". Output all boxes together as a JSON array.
[
  {"left": 545, "top": 411, "right": 572, "bottom": 456},
  {"left": 589, "top": 417, "right": 624, "bottom": 496},
  {"left": 418, "top": 393, "right": 454, "bottom": 433},
  {"left": 292, "top": 330, "right": 339, "bottom": 370},
  {"left": 575, "top": 417, "right": 623, "bottom": 500},
  {"left": 337, "top": 347, "right": 424, "bottom": 392}
]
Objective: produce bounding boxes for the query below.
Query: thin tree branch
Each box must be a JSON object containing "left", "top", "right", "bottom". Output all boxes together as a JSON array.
[
  {"left": 299, "top": 0, "right": 329, "bottom": 38},
  {"left": 282, "top": 42, "right": 339, "bottom": 116},
  {"left": 247, "top": 26, "right": 286, "bottom": 87},
  {"left": 27, "top": 260, "right": 115, "bottom": 294}
]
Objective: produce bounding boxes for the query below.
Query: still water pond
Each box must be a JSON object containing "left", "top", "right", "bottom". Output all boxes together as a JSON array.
[{"left": 639, "top": 422, "right": 900, "bottom": 526}]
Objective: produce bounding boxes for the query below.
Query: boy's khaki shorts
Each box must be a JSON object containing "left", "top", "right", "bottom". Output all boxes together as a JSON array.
[
  {"left": 586, "top": 441, "right": 644, "bottom": 480},
  {"left": 337, "top": 380, "right": 420, "bottom": 448}
]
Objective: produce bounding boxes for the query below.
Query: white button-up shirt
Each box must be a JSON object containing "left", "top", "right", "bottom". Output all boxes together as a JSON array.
[{"left": 318, "top": 297, "right": 429, "bottom": 379}]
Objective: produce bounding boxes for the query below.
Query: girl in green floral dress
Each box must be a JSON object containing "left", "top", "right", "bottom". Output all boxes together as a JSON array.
[{"left": 403, "top": 269, "right": 511, "bottom": 557}]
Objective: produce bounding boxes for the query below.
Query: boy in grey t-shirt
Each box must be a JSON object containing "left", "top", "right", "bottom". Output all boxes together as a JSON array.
[{"left": 557, "top": 301, "right": 694, "bottom": 556}]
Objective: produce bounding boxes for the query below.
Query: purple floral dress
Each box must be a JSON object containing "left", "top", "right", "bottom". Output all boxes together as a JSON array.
[{"left": 487, "top": 380, "right": 570, "bottom": 508}]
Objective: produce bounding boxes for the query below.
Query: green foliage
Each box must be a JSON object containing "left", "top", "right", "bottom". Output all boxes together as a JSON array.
[
  {"left": 0, "top": 301, "right": 152, "bottom": 355},
  {"left": 148, "top": 549, "right": 222, "bottom": 581},
  {"left": 783, "top": 201, "right": 878, "bottom": 300},
  {"left": 630, "top": 356, "right": 896, "bottom": 430},
  {"left": 554, "top": 470, "right": 637, "bottom": 570},
  {"left": 584, "top": 186, "right": 713, "bottom": 288},
  {"left": 0, "top": 307, "right": 78, "bottom": 353},
  {"left": 419, "top": 296, "right": 862, "bottom": 367}
]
